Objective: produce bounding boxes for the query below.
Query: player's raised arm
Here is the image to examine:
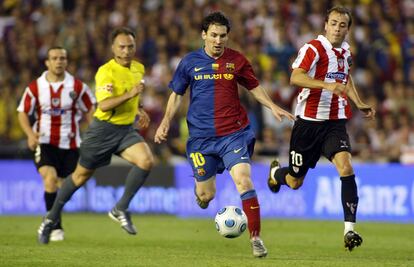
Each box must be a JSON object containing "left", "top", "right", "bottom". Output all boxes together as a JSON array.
[
  {"left": 154, "top": 91, "right": 183, "bottom": 144},
  {"left": 346, "top": 75, "right": 375, "bottom": 119},
  {"left": 249, "top": 85, "right": 295, "bottom": 122}
]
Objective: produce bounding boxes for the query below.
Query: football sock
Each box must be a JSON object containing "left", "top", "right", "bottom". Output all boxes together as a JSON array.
[
  {"left": 274, "top": 167, "right": 289, "bottom": 185},
  {"left": 44, "top": 191, "right": 57, "bottom": 211},
  {"left": 241, "top": 189, "right": 261, "bottom": 238},
  {"left": 47, "top": 176, "right": 79, "bottom": 222},
  {"left": 344, "top": 221, "right": 355, "bottom": 235},
  {"left": 340, "top": 174, "right": 359, "bottom": 223},
  {"left": 116, "top": 166, "right": 149, "bottom": 211}
]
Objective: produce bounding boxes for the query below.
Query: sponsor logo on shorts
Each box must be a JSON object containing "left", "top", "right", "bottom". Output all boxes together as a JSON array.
[
  {"left": 293, "top": 166, "right": 299, "bottom": 173},
  {"left": 340, "top": 140, "right": 349, "bottom": 148}
]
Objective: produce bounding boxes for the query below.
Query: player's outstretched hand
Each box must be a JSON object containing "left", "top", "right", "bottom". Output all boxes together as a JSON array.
[
  {"left": 137, "top": 108, "right": 150, "bottom": 129},
  {"left": 271, "top": 105, "right": 296, "bottom": 122},
  {"left": 154, "top": 120, "right": 170, "bottom": 144},
  {"left": 358, "top": 104, "right": 375, "bottom": 120},
  {"left": 28, "top": 132, "right": 39, "bottom": 151}
]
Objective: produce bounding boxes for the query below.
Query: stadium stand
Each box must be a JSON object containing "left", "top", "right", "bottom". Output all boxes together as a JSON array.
[{"left": 0, "top": 0, "right": 413, "bottom": 163}]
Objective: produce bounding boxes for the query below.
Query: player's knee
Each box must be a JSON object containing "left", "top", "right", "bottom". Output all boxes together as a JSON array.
[
  {"left": 199, "top": 191, "right": 215, "bottom": 202},
  {"left": 137, "top": 154, "right": 154, "bottom": 170},
  {"left": 234, "top": 179, "right": 253, "bottom": 193},
  {"left": 42, "top": 175, "right": 58, "bottom": 190},
  {"left": 72, "top": 171, "right": 91, "bottom": 186},
  {"left": 72, "top": 174, "right": 85, "bottom": 186},
  {"left": 132, "top": 150, "right": 155, "bottom": 170}
]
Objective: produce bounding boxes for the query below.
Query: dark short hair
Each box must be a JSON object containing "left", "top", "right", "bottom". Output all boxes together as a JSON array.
[
  {"left": 326, "top": 6, "right": 352, "bottom": 28},
  {"left": 201, "top": 11, "right": 231, "bottom": 33},
  {"left": 46, "top": 46, "right": 66, "bottom": 59},
  {"left": 111, "top": 27, "right": 136, "bottom": 43}
]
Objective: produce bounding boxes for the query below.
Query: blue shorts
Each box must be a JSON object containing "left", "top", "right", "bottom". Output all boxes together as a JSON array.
[{"left": 186, "top": 125, "right": 256, "bottom": 181}]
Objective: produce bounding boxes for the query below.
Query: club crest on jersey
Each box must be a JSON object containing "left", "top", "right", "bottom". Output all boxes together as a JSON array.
[
  {"left": 338, "top": 58, "right": 344, "bottom": 69},
  {"left": 212, "top": 63, "right": 219, "bottom": 70},
  {"left": 69, "top": 91, "right": 77, "bottom": 100},
  {"left": 52, "top": 98, "right": 60, "bottom": 107},
  {"left": 197, "top": 168, "right": 206, "bottom": 176},
  {"left": 226, "top": 63, "right": 235, "bottom": 72}
]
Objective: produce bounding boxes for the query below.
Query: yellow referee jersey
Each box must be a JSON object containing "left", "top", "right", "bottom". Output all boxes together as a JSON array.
[{"left": 94, "top": 59, "right": 145, "bottom": 125}]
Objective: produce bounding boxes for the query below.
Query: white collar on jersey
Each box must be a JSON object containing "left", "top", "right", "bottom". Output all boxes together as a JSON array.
[
  {"left": 317, "top": 35, "right": 350, "bottom": 50},
  {"left": 41, "top": 71, "right": 73, "bottom": 84}
]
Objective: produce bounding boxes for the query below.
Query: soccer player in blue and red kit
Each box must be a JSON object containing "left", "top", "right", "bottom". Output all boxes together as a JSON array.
[{"left": 154, "top": 12, "right": 294, "bottom": 257}]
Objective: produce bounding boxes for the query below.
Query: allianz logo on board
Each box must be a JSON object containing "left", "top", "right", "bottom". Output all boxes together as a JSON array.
[{"left": 314, "top": 176, "right": 413, "bottom": 216}]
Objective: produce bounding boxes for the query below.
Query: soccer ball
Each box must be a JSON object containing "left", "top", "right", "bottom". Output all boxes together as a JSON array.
[{"left": 214, "top": 206, "right": 248, "bottom": 238}]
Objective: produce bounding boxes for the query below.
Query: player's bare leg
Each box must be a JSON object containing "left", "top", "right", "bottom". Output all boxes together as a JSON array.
[{"left": 194, "top": 177, "right": 216, "bottom": 209}]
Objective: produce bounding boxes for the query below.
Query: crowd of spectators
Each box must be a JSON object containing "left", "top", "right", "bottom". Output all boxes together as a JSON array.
[{"left": 0, "top": 0, "right": 413, "bottom": 164}]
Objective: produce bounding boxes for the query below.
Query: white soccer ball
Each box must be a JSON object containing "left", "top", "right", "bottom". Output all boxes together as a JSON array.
[{"left": 214, "top": 205, "right": 248, "bottom": 238}]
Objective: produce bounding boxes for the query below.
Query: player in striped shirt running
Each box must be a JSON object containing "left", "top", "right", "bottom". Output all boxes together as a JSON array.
[
  {"left": 267, "top": 6, "right": 375, "bottom": 251},
  {"left": 17, "top": 46, "right": 96, "bottom": 241}
]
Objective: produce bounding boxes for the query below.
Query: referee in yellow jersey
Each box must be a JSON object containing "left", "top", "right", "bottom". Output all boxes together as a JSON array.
[{"left": 37, "top": 27, "right": 155, "bottom": 244}]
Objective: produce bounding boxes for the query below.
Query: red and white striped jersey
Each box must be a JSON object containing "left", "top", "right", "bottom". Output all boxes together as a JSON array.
[
  {"left": 291, "top": 35, "right": 353, "bottom": 121},
  {"left": 17, "top": 71, "right": 96, "bottom": 149}
]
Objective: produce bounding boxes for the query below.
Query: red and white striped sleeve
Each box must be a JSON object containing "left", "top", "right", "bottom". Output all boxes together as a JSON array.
[
  {"left": 78, "top": 83, "right": 96, "bottom": 112},
  {"left": 17, "top": 86, "right": 37, "bottom": 115},
  {"left": 291, "top": 43, "right": 319, "bottom": 72}
]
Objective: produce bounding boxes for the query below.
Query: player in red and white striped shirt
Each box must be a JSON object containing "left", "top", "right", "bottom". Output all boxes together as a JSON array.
[
  {"left": 17, "top": 47, "right": 96, "bottom": 241},
  {"left": 267, "top": 6, "right": 375, "bottom": 251}
]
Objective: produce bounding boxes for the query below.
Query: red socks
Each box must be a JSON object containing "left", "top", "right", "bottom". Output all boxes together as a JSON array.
[{"left": 242, "top": 196, "right": 261, "bottom": 238}]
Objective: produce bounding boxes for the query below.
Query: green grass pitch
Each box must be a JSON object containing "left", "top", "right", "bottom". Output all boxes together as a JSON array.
[{"left": 1, "top": 214, "right": 413, "bottom": 267}]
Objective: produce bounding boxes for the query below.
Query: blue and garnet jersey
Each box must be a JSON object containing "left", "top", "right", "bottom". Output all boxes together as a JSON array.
[{"left": 169, "top": 47, "right": 259, "bottom": 137}]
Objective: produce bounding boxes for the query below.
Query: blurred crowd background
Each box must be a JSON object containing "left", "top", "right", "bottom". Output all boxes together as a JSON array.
[{"left": 0, "top": 0, "right": 413, "bottom": 164}]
